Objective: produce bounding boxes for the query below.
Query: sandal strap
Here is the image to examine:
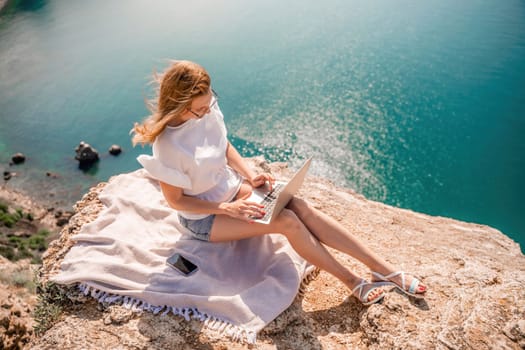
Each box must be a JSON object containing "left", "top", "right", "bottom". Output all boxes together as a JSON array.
[
  {"left": 372, "top": 271, "right": 425, "bottom": 298},
  {"left": 351, "top": 279, "right": 367, "bottom": 299},
  {"left": 352, "top": 279, "right": 382, "bottom": 303},
  {"left": 372, "top": 271, "right": 408, "bottom": 290},
  {"left": 408, "top": 277, "right": 420, "bottom": 294}
]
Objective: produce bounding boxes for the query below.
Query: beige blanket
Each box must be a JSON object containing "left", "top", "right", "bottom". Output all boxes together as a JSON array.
[{"left": 52, "top": 169, "right": 315, "bottom": 343}]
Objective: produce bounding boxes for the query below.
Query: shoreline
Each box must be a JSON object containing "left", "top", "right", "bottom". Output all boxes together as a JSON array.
[
  {"left": 1, "top": 166, "right": 523, "bottom": 254},
  {"left": 3, "top": 149, "right": 523, "bottom": 252},
  {"left": 1, "top": 161, "right": 86, "bottom": 213},
  {"left": 0, "top": 184, "right": 45, "bottom": 212},
  {"left": 0, "top": 183, "right": 72, "bottom": 233},
  {"left": 0, "top": 180, "right": 74, "bottom": 212}
]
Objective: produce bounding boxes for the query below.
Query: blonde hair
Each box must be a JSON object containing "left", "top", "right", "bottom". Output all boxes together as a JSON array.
[{"left": 131, "top": 60, "right": 211, "bottom": 146}]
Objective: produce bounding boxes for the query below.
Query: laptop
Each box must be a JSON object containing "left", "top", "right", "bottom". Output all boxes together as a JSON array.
[{"left": 248, "top": 157, "right": 312, "bottom": 224}]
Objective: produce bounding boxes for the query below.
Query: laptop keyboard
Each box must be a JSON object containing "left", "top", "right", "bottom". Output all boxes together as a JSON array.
[{"left": 258, "top": 183, "right": 285, "bottom": 221}]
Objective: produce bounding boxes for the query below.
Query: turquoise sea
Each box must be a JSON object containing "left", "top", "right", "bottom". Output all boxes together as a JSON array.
[{"left": 0, "top": 0, "right": 524, "bottom": 251}]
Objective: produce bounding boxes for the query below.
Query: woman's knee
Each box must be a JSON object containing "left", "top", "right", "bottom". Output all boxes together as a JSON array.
[
  {"left": 288, "top": 197, "right": 315, "bottom": 218},
  {"left": 288, "top": 196, "right": 305, "bottom": 209},
  {"left": 274, "top": 209, "right": 303, "bottom": 235}
]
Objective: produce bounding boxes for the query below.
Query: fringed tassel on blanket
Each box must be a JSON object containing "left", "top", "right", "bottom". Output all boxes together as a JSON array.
[
  {"left": 298, "top": 266, "right": 321, "bottom": 297},
  {"left": 77, "top": 283, "right": 258, "bottom": 344},
  {"left": 76, "top": 268, "right": 317, "bottom": 344}
]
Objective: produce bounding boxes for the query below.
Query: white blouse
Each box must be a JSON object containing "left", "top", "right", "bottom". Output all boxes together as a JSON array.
[{"left": 137, "top": 104, "right": 243, "bottom": 220}]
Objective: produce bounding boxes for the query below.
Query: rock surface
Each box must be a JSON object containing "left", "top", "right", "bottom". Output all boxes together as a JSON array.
[
  {"left": 0, "top": 184, "right": 65, "bottom": 349},
  {"left": 3, "top": 171, "right": 13, "bottom": 181},
  {"left": 10, "top": 153, "right": 25, "bottom": 165},
  {"left": 0, "top": 185, "right": 67, "bottom": 232},
  {"left": 108, "top": 144, "right": 122, "bottom": 156},
  {"left": 30, "top": 158, "right": 525, "bottom": 349},
  {"left": 0, "top": 257, "right": 37, "bottom": 350},
  {"left": 74, "top": 141, "right": 99, "bottom": 169}
]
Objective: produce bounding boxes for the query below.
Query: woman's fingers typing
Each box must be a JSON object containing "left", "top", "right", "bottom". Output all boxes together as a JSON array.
[
  {"left": 241, "top": 201, "right": 265, "bottom": 219},
  {"left": 251, "top": 173, "right": 275, "bottom": 191},
  {"left": 226, "top": 199, "right": 265, "bottom": 221}
]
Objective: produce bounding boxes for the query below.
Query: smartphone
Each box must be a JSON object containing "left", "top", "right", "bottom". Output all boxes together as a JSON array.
[{"left": 166, "top": 253, "right": 198, "bottom": 276}]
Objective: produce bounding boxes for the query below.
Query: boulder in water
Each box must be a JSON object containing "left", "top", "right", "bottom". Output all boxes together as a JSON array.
[
  {"left": 108, "top": 145, "right": 122, "bottom": 156},
  {"left": 74, "top": 142, "right": 99, "bottom": 169},
  {"left": 11, "top": 153, "right": 25, "bottom": 165}
]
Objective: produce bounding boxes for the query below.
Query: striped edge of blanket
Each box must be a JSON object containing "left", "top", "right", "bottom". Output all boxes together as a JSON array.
[
  {"left": 297, "top": 266, "right": 321, "bottom": 297},
  {"left": 78, "top": 283, "right": 257, "bottom": 343},
  {"left": 77, "top": 266, "right": 320, "bottom": 344}
]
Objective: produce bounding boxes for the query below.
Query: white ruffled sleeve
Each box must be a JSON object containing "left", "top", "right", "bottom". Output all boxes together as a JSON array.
[{"left": 136, "top": 154, "right": 192, "bottom": 189}]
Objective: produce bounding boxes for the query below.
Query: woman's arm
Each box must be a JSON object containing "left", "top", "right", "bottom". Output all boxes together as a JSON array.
[
  {"left": 226, "top": 142, "right": 274, "bottom": 189},
  {"left": 225, "top": 142, "right": 257, "bottom": 179},
  {"left": 159, "top": 181, "right": 264, "bottom": 221}
]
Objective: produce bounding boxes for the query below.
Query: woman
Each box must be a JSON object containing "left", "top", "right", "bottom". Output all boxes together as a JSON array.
[{"left": 132, "top": 60, "right": 427, "bottom": 305}]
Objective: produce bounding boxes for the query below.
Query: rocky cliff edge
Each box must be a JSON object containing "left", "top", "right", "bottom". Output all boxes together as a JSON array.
[{"left": 30, "top": 158, "right": 525, "bottom": 349}]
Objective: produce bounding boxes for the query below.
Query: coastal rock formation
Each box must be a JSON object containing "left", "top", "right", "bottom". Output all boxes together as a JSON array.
[
  {"left": 108, "top": 144, "right": 122, "bottom": 156},
  {"left": 0, "top": 185, "right": 66, "bottom": 349},
  {"left": 10, "top": 153, "right": 25, "bottom": 165},
  {"left": 0, "top": 257, "right": 37, "bottom": 350},
  {"left": 30, "top": 158, "right": 525, "bottom": 349},
  {"left": 74, "top": 141, "right": 99, "bottom": 169}
]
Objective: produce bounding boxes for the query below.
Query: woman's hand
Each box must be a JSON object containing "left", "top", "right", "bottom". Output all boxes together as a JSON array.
[
  {"left": 249, "top": 173, "right": 275, "bottom": 191},
  {"left": 221, "top": 194, "right": 265, "bottom": 222}
]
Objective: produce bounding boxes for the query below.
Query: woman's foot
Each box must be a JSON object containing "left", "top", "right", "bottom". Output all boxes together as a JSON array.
[
  {"left": 351, "top": 279, "right": 386, "bottom": 306},
  {"left": 371, "top": 271, "right": 427, "bottom": 298}
]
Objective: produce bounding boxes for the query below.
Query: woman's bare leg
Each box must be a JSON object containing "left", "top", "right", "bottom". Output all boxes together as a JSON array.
[
  {"left": 209, "top": 209, "right": 384, "bottom": 303},
  {"left": 287, "top": 197, "right": 427, "bottom": 293}
]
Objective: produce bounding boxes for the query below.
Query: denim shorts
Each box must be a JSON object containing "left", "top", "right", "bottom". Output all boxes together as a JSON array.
[{"left": 178, "top": 214, "right": 215, "bottom": 242}]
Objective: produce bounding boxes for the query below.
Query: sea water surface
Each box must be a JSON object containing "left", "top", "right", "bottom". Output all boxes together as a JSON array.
[{"left": 0, "top": 0, "right": 524, "bottom": 250}]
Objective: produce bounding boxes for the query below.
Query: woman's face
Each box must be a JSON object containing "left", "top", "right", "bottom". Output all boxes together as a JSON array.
[
  {"left": 185, "top": 90, "right": 215, "bottom": 119},
  {"left": 168, "top": 89, "right": 217, "bottom": 127}
]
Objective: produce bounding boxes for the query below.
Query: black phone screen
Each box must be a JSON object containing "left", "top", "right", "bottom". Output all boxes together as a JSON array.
[{"left": 166, "top": 253, "right": 198, "bottom": 276}]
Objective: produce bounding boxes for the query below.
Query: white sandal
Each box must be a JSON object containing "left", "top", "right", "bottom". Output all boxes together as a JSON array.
[
  {"left": 351, "top": 279, "right": 386, "bottom": 306},
  {"left": 371, "top": 271, "right": 426, "bottom": 298}
]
